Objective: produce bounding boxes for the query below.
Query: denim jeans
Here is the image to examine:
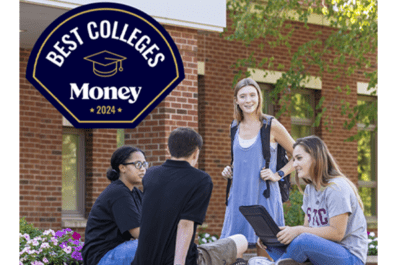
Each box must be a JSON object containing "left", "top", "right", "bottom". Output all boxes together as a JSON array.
[
  {"left": 257, "top": 233, "right": 363, "bottom": 265},
  {"left": 98, "top": 240, "right": 138, "bottom": 265}
]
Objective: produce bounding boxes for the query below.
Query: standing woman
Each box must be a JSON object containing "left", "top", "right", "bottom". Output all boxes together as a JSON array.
[
  {"left": 221, "top": 78, "right": 296, "bottom": 254},
  {"left": 250, "top": 136, "right": 368, "bottom": 265},
  {"left": 82, "top": 146, "right": 149, "bottom": 265}
]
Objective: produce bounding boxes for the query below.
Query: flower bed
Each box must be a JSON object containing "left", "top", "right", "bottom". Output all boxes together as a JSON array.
[
  {"left": 19, "top": 227, "right": 84, "bottom": 265},
  {"left": 367, "top": 231, "right": 378, "bottom": 256}
]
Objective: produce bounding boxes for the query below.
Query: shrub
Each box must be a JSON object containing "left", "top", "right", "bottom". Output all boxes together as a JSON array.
[
  {"left": 283, "top": 186, "right": 305, "bottom": 227},
  {"left": 20, "top": 217, "right": 42, "bottom": 239}
]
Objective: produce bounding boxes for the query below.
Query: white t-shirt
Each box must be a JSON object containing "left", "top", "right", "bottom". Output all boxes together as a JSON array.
[
  {"left": 301, "top": 177, "right": 368, "bottom": 264},
  {"left": 238, "top": 133, "right": 278, "bottom": 150}
]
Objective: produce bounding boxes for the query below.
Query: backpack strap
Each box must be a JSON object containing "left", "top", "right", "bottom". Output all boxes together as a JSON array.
[
  {"left": 226, "top": 120, "right": 238, "bottom": 206},
  {"left": 230, "top": 120, "right": 238, "bottom": 165},
  {"left": 261, "top": 117, "right": 273, "bottom": 199}
]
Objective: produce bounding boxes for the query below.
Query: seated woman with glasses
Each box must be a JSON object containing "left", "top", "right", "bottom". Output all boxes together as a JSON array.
[{"left": 82, "top": 146, "right": 149, "bottom": 265}]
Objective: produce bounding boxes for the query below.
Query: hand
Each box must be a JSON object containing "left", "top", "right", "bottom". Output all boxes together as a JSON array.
[
  {"left": 277, "top": 226, "right": 302, "bottom": 245},
  {"left": 222, "top": 166, "right": 233, "bottom": 180},
  {"left": 260, "top": 168, "right": 280, "bottom": 182},
  {"left": 256, "top": 237, "right": 267, "bottom": 250}
]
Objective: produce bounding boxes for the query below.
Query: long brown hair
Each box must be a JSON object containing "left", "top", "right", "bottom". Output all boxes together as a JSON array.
[
  {"left": 233, "top": 78, "right": 268, "bottom": 123},
  {"left": 294, "top": 135, "right": 364, "bottom": 210}
]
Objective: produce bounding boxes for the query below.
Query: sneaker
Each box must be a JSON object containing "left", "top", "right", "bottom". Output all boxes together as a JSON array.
[
  {"left": 248, "top": 257, "right": 275, "bottom": 265},
  {"left": 275, "top": 258, "right": 309, "bottom": 265},
  {"left": 232, "top": 258, "right": 248, "bottom": 265}
]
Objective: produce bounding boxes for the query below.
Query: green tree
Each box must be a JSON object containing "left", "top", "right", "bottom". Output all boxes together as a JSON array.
[{"left": 225, "top": 0, "right": 377, "bottom": 140}]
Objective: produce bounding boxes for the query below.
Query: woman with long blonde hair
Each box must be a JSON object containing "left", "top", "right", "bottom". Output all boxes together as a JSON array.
[
  {"left": 221, "top": 78, "right": 296, "bottom": 257},
  {"left": 249, "top": 136, "right": 368, "bottom": 265}
]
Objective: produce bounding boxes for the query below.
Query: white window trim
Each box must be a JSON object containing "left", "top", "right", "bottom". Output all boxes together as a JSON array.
[
  {"left": 248, "top": 68, "right": 322, "bottom": 90},
  {"left": 357, "top": 82, "right": 378, "bottom": 96}
]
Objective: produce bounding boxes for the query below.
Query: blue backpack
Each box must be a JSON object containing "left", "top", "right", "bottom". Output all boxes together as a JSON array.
[{"left": 225, "top": 117, "right": 291, "bottom": 205}]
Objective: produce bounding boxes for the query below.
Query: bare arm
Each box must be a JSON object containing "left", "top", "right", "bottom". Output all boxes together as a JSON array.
[
  {"left": 303, "top": 214, "right": 309, "bottom": 227},
  {"left": 174, "top": 219, "right": 194, "bottom": 265},
  {"left": 277, "top": 213, "right": 349, "bottom": 244},
  {"left": 129, "top": 227, "right": 140, "bottom": 239},
  {"left": 272, "top": 118, "right": 296, "bottom": 177}
]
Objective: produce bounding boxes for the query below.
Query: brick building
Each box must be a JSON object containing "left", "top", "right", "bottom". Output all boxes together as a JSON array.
[{"left": 19, "top": 0, "right": 377, "bottom": 242}]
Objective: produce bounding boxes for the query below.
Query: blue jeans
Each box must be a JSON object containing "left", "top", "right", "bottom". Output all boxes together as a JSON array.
[
  {"left": 265, "top": 233, "right": 363, "bottom": 265},
  {"left": 98, "top": 240, "right": 138, "bottom": 265}
]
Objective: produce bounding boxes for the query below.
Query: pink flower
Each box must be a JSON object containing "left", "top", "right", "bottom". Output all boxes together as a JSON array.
[
  {"left": 43, "top": 257, "right": 49, "bottom": 263},
  {"left": 51, "top": 238, "right": 58, "bottom": 246},
  {"left": 63, "top": 246, "right": 72, "bottom": 254},
  {"left": 43, "top": 229, "right": 55, "bottom": 236},
  {"left": 72, "top": 232, "right": 81, "bottom": 240},
  {"left": 24, "top": 234, "right": 30, "bottom": 241},
  {"left": 41, "top": 243, "right": 50, "bottom": 249}
]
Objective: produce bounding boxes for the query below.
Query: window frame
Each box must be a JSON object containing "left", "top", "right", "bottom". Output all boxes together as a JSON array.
[
  {"left": 259, "top": 83, "right": 275, "bottom": 116},
  {"left": 62, "top": 127, "right": 86, "bottom": 218},
  {"left": 356, "top": 95, "right": 377, "bottom": 223},
  {"left": 290, "top": 88, "right": 315, "bottom": 137}
]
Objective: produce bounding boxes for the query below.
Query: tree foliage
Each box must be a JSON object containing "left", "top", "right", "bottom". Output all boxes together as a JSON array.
[{"left": 225, "top": 0, "right": 377, "bottom": 140}]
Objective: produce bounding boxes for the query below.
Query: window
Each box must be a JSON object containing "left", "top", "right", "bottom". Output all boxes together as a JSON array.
[
  {"left": 290, "top": 90, "right": 315, "bottom": 140},
  {"left": 357, "top": 96, "right": 377, "bottom": 224},
  {"left": 117, "top": 129, "right": 125, "bottom": 147},
  {"left": 260, "top": 83, "right": 274, "bottom": 116},
  {"left": 62, "top": 127, "right": 85, "bottom": 218},
  {"left": 259, "top": 84, "right": 315, "bottom": 140}
]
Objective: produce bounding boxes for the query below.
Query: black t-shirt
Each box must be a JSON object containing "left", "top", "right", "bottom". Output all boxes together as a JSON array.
[
  {"left": 132, "top": 160, "right": 213, "bottom": 265},
  {"left": 82, "top": 180, "right": 142, "bottom": 265}
]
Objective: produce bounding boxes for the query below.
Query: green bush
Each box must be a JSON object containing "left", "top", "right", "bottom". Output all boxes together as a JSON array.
[
  {"left": 283, "top": 186, "right": 305, "bottom": 226},
  {"left": 19, "top": 217, "right": 42, "bottom": 239}
]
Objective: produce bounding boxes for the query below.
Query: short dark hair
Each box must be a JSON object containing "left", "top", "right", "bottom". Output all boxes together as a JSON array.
[
  {"left": 168, "top": 127, "right": 203, "bottom": 158},
  {"left": 106, "top": 146, "right": 146, "bottom": 181}
]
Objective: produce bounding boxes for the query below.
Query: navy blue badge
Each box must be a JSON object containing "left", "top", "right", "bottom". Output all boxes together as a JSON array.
[{"left": 26, "top": 2, "right": 185, "bottom": 128}]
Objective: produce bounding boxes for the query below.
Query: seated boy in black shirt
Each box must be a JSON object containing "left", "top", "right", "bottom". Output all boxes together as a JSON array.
[{"left": 132, "top": 127, "right": 248, "bottom": 265}]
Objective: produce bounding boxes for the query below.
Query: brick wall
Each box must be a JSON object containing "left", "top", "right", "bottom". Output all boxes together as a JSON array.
[
  {"left": 197, "top": 17, "right": 376, "bottom": 236},
  {"left": 20, "top": 48, "right": 64, "bottom": 230}
]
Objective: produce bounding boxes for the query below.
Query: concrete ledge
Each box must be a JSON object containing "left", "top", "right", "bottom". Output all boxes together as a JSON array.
[
  {"left": 366, "top": 256, "right": 377, "bottom": 264},
  {"left": 243, "top": 253, "right": 257, "bottom": 261},
  {"left": 243, "top": 254, "right": 377, "bottom": 265},
  {"left": 62, "top": 218, "right": 87, "bottom": 228}
]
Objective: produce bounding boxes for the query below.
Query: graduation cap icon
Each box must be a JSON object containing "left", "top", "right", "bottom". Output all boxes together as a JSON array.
[{"left": 84, "top": 51, "right": 127, "bottom": 77}]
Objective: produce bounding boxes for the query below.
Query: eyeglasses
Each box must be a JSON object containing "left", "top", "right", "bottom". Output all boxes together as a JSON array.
[{"left": 122, "top": 161, "right": 149, "bottom": 169}]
